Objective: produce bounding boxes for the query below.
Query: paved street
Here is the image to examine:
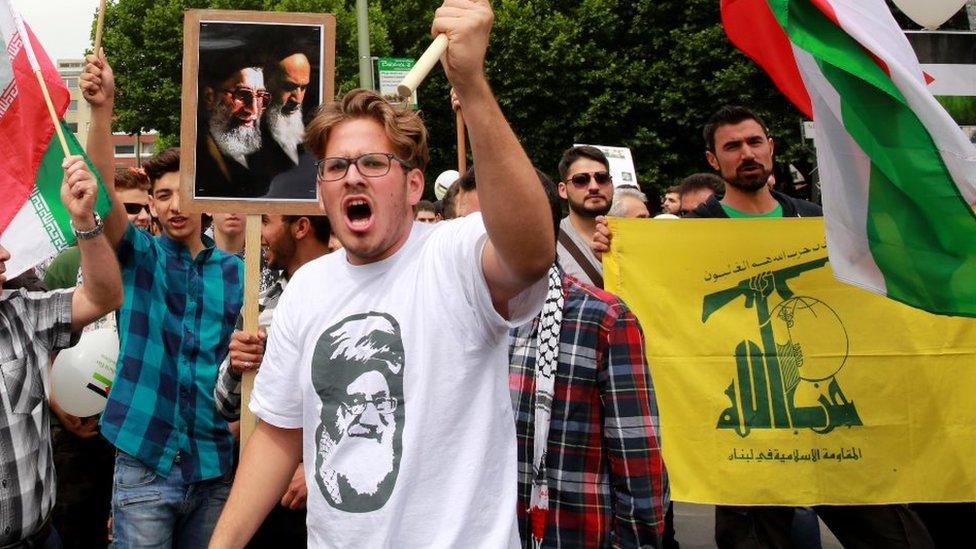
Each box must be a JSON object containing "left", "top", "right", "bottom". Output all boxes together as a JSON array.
[{"left": 673, "top": 503, "right": 842, "bottom": 548}]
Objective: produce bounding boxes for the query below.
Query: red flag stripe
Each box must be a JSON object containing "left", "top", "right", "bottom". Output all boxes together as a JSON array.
[{"left": 720, "top": 0, "right": 813, "bottom": 117}]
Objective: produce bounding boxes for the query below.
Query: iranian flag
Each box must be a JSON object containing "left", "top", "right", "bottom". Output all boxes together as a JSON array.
[
  {"left": 0, "top": 2, "right": 109, "bottom": 279},
  {"left": 722, "top": 0, "right": 976, "bottom": 317}
]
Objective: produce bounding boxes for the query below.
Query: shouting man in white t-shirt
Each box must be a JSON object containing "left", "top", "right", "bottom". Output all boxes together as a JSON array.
[{"left": 208, "top": 1, "right": 555, "bottom": 547}]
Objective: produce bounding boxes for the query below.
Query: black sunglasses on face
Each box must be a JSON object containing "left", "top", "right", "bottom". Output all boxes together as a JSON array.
[
  {"left": 124, "top": 202, "right": 150, "bottom": 215},
  {"left": 567, "top": 171, "right": 612, "bottom": 188}
]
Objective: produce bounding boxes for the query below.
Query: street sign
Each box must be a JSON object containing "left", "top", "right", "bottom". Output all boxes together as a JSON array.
[{"left": 378, "top": 57, "right": 418, "bottom": 107}]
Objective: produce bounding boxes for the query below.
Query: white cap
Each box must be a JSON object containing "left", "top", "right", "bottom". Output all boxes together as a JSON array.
[
  {"left": 653, "top": 213, "right": 680, "bottom": 219},
  {"left": 434, "top": 170, "right": 460, "bottom": 200}
]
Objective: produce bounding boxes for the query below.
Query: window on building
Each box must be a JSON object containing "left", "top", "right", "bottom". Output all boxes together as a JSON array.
[
  {"left": 115, "top": 144, "right": 135, "bottom": 155},
  {"left": 63, "top": 77, "right": 77, "bottom": 88},
  {"left": 142, "top": 143, "right": 154, "bottom": 155},
  {"left": 66, "top": 122, "right": 78, "bottom": 133},
  {"left": 68, "top": 100, "right": 78, "bottom": 112}
]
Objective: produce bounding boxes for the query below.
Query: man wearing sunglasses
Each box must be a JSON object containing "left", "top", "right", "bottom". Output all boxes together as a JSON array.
[
  {"left": 197, "top": 62, "right": 271, "bottom": 199},
  {"left": 556, "top": 145, "right": 614, "bottom": 288}
]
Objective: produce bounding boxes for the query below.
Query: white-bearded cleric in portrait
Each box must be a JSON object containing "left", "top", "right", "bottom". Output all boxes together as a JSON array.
[{"left": 311, "top": 312, "right": 404, "bottom": 513}]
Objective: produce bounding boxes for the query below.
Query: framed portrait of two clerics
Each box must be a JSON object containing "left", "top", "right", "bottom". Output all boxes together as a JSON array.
[{"left": 180, "top": 10, "right": 335, "bottom": 214}]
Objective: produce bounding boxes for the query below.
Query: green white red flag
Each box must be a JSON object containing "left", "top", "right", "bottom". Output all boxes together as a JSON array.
[
  {"left": 0, "top": 1, "right": 109, "bottom": 279},
  {"left": 721, "top": 0, "right": 976, "bottom": 317}
]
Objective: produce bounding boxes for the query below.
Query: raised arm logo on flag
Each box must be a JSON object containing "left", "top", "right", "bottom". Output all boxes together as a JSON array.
[
  {"left": 722, "top": 0, "right": 976, "bottom": 317},
  {"left": 0, "top": 1, "right": 110, "bottom": 279}
]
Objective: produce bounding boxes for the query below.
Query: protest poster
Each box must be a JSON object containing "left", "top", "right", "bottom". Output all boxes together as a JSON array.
[
  {"left": 605, "top": 217, "right": 976, "bottom": 505},
  {"left": 378, "top": 57, "right": 418, "bottom": 107},
  {"left": 180, "top": 9, "right": 335, "bottom": 213}
]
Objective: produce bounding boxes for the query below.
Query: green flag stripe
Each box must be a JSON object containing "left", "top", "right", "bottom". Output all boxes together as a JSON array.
[
  {"left": 34, "top": 120, "right": 112, "bottom": 246},
  {"left": 774, "top": 0, "right": 976, "bottom": 317},
  {"left": 92, "top": 372, "right": 112, "bottom": 387}
]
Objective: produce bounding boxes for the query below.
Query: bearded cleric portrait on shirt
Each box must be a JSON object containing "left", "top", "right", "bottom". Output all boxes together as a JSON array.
[
  {"left": 194, "top": 20, "right": 322, "bottom": 200},
  {"left": 312, "top": 313, "right": 405, "bottom": 513}
]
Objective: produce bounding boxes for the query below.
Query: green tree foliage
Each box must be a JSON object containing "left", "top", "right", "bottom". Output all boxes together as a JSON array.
[{"left": 103, "top": 0, "right": 963, "bottom": 197}]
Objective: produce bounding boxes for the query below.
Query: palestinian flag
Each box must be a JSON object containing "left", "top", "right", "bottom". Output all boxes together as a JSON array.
[
  {"left": 0, "top": 2, "right": 110, "bottom": 279},
  {"left": 721, "top": 0, "right": 976, "bottom": 317}
]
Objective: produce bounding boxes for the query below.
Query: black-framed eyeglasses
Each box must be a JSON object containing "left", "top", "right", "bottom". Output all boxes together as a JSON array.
[
  {"left": 341, "top": 395, "right": 398, "bottom": 415},
  {"left": 123, "top": 202, "right": 150, "bottom": 215},
  {"left": 221, "top": 87, "right": 271, "bottom": 110},
  {"left": 567, "top": 171, "right": 612, "bottom": 188},
  {"left": 316, "top": 152, "right": 412, "bottom": 182}
]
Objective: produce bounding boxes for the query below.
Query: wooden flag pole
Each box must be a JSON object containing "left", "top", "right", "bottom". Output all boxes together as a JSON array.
[
  {"left": 397, "top": 34, "right": 449, "bottom": 99},
  {"left": 456, "top": 110, "right": 466, "bottom": 173},
  {"left": 93, "top": 0, "right": 107, "bottom": 56},
  {"left": 239, "top": 214, "right": 263, "bottom": 448},
  {"left": 34, "top": 71, "right": 69, "bottom": 156}
]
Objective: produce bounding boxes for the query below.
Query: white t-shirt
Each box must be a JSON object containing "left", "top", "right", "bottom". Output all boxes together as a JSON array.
[{"left": 250, "top": 213, "right": 547, "bottom": 548}]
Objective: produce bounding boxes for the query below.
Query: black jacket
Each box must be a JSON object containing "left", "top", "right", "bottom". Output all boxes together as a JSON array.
[{"left": 685, "top": 189, "right": 822, "bottom": 218}]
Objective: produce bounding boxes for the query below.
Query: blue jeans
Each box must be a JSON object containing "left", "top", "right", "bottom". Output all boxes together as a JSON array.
[{"left": 111, "top": 452, "right": 231, "bottom": 548}]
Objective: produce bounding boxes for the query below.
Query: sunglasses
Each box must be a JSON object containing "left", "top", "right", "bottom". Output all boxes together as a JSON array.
[
  {"left": 567, "top": 171, "right": 612, "bottom": 188},
  {"left": 124, "top": 202, "right": 150, "bottom": 215},
  {"left": 222, "top": 87, "right": 272, "bottom": 110}
]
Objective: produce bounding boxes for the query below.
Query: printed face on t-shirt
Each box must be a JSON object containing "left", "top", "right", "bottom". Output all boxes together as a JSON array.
[{"left": 312, "top": 312, "right": 405, "bottom": 513}]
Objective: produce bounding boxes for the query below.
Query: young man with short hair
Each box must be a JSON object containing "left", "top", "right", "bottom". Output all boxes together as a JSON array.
[
  {"left": 412, "top": 200, "right": 438, "bottom": 223},
  {"left": 510, "top": 172, "right": 667, "bottom": 548},
  {"left": 81, "top": 51, "right": 244, "bottom": 545},
  {"left": 210, "top": 2, "right": 555, "bottom": 545},
  {"left": 556, "top": 145, "right": 613, "bottom": 288}
]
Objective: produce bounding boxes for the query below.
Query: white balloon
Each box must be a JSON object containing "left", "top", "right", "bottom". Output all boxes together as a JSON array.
[
  {"left": 891, "top": 0, "right": 968, "bottom": 30},
  {"left": 51, "top": 329, "right": 119, "bottom": 417}
]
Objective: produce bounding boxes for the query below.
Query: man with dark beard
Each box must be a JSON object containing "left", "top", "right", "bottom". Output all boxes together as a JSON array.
[
  {"left": 685, "top": 106, "right": 819, "bottom": 219},
  {"left": 197, "top": 64, "right": 271, "bottom": 198},
  {"left": 556, "top": 145, "right": 613, "bottom": 288},
  {"left": 685, "top": 106, "right": 932, "bottom": 549}
]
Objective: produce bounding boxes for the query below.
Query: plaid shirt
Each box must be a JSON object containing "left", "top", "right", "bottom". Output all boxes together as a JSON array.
[
  {"left": 214, "top": 275, "right": 286, "bottom": 421},
  {"left": 100, "top": 224, "right": 242, "bottom": 482},
  {"left": 0, "top": 288, "right": 77, "bottom": 543},
  {"left": 509, "top": 273, "right": 668, "bottom": 548}
]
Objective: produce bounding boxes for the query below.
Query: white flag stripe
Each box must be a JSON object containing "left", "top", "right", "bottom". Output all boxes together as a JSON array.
[
  {"left": 922, "top": 64, "right": 976, "bottom": 97},
  {"left": 824, "top": 0, "right": 976, "bottom": 205},
  {"left": 0, "top": 200, "right": 57, "bottom": 279},
  {"left": 793, "top": 46, "right": 887, "bottom": 294},
  {"left": 11, "top": 9, "right": 37, "bottom": 72}
]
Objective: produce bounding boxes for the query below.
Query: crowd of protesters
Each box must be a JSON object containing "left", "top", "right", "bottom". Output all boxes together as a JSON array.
[{"left": 1, "top": 0, "right": 967, "bottom": 548}]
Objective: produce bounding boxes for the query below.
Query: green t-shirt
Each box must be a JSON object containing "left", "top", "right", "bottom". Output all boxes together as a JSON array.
[
  {"left": 720, "top": 202, "right": 784, "bottom": 219},
  {"left": 43, "top": 246, "right": 81, "bottom": 290}
]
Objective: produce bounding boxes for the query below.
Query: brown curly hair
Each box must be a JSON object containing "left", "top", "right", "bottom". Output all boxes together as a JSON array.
[{"left": 304, "top": 89, "right": 429, "bottom": 172}]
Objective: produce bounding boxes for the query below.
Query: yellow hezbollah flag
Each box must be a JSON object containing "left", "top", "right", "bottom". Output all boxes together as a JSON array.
[{"left": 604, "top": 217, "right": 976, "bottom": 506}]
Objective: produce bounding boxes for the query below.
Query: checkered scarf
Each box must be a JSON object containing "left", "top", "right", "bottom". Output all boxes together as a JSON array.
[{"left": 530, "top": 265, "right": 564, "bottom": 547}]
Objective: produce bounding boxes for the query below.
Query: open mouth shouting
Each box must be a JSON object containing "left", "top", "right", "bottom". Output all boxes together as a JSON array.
[{"left": 343, "top": 196, "right": 375, "bottom": 233}]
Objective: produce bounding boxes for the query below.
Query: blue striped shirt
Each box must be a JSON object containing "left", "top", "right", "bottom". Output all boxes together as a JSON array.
[{"left": 100, "top": 224, "right": 243, "bottom": 482}]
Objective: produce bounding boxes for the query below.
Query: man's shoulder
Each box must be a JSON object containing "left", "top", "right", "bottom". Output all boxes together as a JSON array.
[
  {"left": 1, "top": 287, "right": 71, "bottom": 322},
  {"left": 773, "top": 190, "right": 822, "bottom": 217},
  {"left": 563, "top": 275, "right": 631, "bottom": 321}
]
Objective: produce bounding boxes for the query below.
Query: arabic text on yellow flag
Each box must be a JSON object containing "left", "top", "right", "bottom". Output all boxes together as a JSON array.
[{"left": 604, "top": 217, "right": 976, "bottom": 506}]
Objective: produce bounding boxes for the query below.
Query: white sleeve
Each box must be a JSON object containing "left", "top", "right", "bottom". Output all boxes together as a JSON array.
[
  {"left": 438, "top": 214, "right": 548, "bottom": 344},
  {"left": 249, "top": 278, "right": 304, "bottom": 429}
]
